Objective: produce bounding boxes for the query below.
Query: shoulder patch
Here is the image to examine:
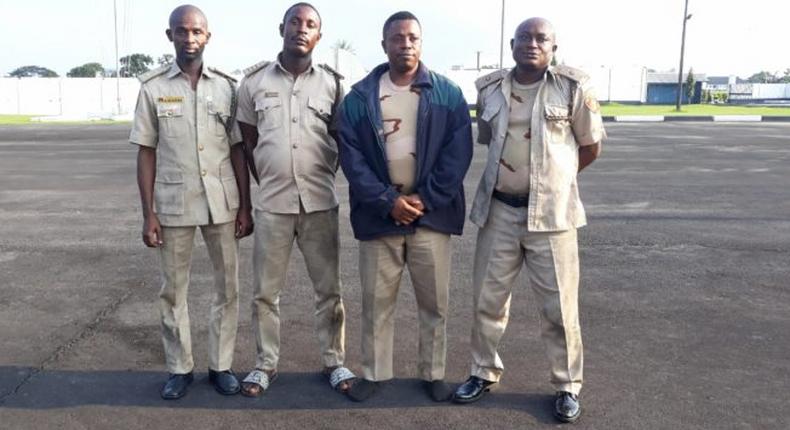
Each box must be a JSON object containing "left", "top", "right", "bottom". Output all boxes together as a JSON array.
[
  {"left": 137, "top": 65, "right": 169, "bottom": 83},
  {"left": 208, "top": 67, "right": 237, "bottom": 83},
  {"left": 318, "top": 63, "right": 345, "bottom": 80},
  {"left": 551, "top": 65, "right": 590, "bottom": 83},
  {"left": 475, "top": 69, "right": 509, "bottom": 91},
  {"left": 243, "top": 60, "right": 272, "bottom": 77}
]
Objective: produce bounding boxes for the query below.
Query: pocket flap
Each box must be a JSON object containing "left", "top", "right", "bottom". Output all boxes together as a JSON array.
[
  {"left": 307, "top": 97, "right": 332, "bottom": 117},
  {"left": 156, "top": 170, "right": 183, "bottom": 183},
  {"left": 255, "top": 98, "right": 282, "bottom": 112}
]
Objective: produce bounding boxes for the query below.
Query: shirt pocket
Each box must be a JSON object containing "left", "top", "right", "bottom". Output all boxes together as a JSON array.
[
  {"left": 307, "top": 96, "right": 333, "bottom": 132},
  {"left": 208, "top": 100, "right": 231, "bottom": 137},
  {"left": 219, "top": 159, "right": 240, "bottom": 211},
  {"left": 156, "top": 103, "right": 185, "bottom": 138},
  {"left": 544, "top": 104, "right": 571, "bottom": 143},
  {"left": 154, "top": 170, "right": 185, "bottom": 215},
  {"left": 255, "top": 98, "right": 283, "bottom": 131}
]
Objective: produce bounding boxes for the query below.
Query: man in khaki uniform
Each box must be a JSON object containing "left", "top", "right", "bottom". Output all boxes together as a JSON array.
[
  {"left": 452, "top": 18, "right": 604, "bottom": 424},
  {"left": 235, "top": 3, "right": 354, "bottom": 397},
  {"left": 132, "top": 5, "right": 252, "bottom": 400}
]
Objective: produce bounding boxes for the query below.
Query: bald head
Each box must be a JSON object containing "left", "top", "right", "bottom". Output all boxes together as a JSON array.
[
  {"left": 166, "top": 4, "right": 211, "bottom": 64},
  {"left": 510, "top": 17, "right": 557, "bottom": 72},
  {"left": 169, "top": 4, "right": 207, "bottom": 30},
  {"left": 514, "top": 17, "right": 555, "bottom": 43}
]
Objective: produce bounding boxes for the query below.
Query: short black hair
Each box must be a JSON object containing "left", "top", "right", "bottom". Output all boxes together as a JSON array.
[
  {"left": 382, "top": 11, "right": 420, "bottom": 40},
  {"left": 282, "top": 2, "right": 322, "bottom": 30}
]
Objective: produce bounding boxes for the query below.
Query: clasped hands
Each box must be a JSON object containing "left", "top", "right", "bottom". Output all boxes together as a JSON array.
[{"left": 390, "top": 194, "right": 424, "bottom": 226}]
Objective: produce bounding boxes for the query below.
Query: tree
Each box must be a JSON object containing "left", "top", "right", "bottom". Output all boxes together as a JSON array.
[
  {"left": 9, "top": 65, "right": 58, "bottom": 78},
  {"left": 685, "top": 67, "right": 696, "bottom": 102},
  {"left": 747, "top": 71, "right": 779, "bottom": 84},
  {"left": 781, "top": 68, "right": 790, "bottom": 84},
  {"left": 119, "top": 53, "right": 154, "bottom": 77},
  {"left": 157, "top": 53, "right": 174, "bottom": 67},
  {"left": 67, "top": 62, "right": 105, "bottom": 77},
  {"left": 332, "top": 39, "right": 355, "bottom": 54}
]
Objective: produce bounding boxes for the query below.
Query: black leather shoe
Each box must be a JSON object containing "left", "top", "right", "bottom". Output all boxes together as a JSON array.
[
  {"left": 452, "top": 376, "right": 495, "bottom": 404},
  {"left": 208, "top": 369, "right": 241, "bottom": 395},
  {"left": 554, "top": 391, "right": 581, "bottom": 423},
  {"left": 160, "top": 372, "right": 194, "bottom": 400}
]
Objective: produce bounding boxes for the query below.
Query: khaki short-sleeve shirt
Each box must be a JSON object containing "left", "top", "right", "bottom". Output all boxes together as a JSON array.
[
  {"left": 470, "top": 66, "right": 606, "bottom": 232},
  {"left": 236, "top": 57, "right": 345, "bottom": 214},
  {"left": 130, "top": 62, "right": 243, "bottom": 227}
]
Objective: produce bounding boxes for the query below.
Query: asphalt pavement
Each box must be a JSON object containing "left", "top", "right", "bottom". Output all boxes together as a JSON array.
[{"left": 0, "top": 122, "right": 788, "bottom": 429}]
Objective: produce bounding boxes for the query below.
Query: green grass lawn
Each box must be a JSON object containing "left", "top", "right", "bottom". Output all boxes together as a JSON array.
[
  {"left": 0, "top": 115, "right": 34, "bottom": 124},
  {"left": 601, "top": 103, "right": 790, "bottom": 116}
]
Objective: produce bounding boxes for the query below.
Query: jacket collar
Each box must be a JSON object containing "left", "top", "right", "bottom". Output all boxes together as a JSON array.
[{"left": 353, "top": 61, "right": 432, "bottom": 96}]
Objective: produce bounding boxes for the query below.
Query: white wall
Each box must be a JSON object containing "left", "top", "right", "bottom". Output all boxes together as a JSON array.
[
  {"left": 751, "top": 83, "right": 790, "bottom": 99},
  {"left": 444, "top": 65, "right": 648, "bottom": 105},
  {"left": 0, "top": 77, "right": 140, "bottom": 116},
  {"left": 586, "top": 65, "right": 647, "bottom": 103}
]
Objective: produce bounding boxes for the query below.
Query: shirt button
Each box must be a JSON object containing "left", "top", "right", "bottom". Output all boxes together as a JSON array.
[
  {"left": 292, "top": 117, "right": 298, "bottom": 123},
  {"left": 201, "top": 170, "right": 207, "bottom": 176},
  {"left": 198, "top": 145, "right": 204, "bottom": 151},
  {"left": 292, "top": 144, "right": 298, "bottom": 149}
]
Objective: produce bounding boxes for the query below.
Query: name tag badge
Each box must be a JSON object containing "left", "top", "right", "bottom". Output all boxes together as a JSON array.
[
  {"left": 264, "top": 92, "right": 279, "bottom": 98},
  {"left": 157, "top": 101, "right": 184, "bottom": 118}
]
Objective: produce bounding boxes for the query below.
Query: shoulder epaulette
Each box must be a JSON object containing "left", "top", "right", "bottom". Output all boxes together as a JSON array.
[
  {"left": 475, "top": 69, "right": 509, "bottom": 91},
  {"left": 243, "top": 60, "right": 271, "bottom": 77},
  {"left": 318, "top": 63, "right": 345, "bottom": 80},
  {"left": 208, "top": 67, "right": 237, "bottom": 83},
  {"left": 551, "top": 65, "right": 589, "bottom": 83},
  {"left": 137, "top": 65, "right": 169, "bottom": 83}
]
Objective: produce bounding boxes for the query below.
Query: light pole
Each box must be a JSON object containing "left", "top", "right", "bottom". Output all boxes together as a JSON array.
[
  {"left": 114, "top": 0, "right": 121, "bottom": 115},
  {"left": 499, "top": 0, "right": 505, "bottom": 69},
  {"left": 675, "top": 0, "right": 692, "bottom": 111}
]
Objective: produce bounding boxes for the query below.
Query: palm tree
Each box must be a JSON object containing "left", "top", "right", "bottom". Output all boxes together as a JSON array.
[{"left": 333, "top": 40, "right": 355, "bottom": 54}]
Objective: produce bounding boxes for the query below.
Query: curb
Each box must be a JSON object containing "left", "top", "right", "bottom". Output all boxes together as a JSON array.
[{"left": 603, "top": 115, "right": 790, "bottom": 123}]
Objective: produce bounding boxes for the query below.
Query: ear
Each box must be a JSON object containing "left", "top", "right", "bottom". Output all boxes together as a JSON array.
[
  {"left": 166, "top": 29, "right": 174, "bottom": 42},
  {"left": 381, "top": 39, "right": 386, "bottom": 54},
  {"left": 279, "top": 23, "right": 284, "bottom": 38},
  {"left": 316, "top": 31, "right": 322, "bottom": 43},
  {"left": 206, "top": 31, "right": 212, "bottom": 44},
  {"left": 552, "top": 44, "right": 558, "bottom": 53},
  {"left": 509, "top": 38, "right": 514, "bottom": 51}
]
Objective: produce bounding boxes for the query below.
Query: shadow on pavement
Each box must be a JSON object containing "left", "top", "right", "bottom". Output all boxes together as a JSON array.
[{"left": 0, "top": 366, "right": 554, "bottom": 420}]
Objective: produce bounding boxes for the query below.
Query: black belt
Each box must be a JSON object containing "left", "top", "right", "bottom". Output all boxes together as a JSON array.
[{"left": 493, "top": 190, "right": 529, "bottom": 208}]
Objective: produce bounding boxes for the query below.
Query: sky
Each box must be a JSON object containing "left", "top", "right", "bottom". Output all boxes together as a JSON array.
[{"left": 0, "top": 0, "right": 788, "bottom": 78}]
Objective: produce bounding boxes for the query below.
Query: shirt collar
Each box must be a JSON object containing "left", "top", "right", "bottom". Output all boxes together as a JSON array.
[
  {"left": 166, "top": 61, "right": 215, "bottom": 79},
  {"left": 274, "top": 52, "right": 315, "bottom": 76}
]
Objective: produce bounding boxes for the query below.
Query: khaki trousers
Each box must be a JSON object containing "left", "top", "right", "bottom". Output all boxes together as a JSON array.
[
  {"left": 251, "top": 207, "right": 345, "bottom": 371},
  {"left": 471, "top": 199, "right": 583, "bottom": 395},
  {"left": 158, "top": 222, "right": 239, "bottom": 374},
  {"left": 359, "top": 228, "right": 450, "bottom": 382}
]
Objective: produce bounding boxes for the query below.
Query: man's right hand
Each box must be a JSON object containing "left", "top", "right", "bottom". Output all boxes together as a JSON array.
[
  {"left": 390, "top": 196, "right": 424, "bottom": 225},
  {"left": 142, "top": 215, "right": 164, "bottom": 247}
]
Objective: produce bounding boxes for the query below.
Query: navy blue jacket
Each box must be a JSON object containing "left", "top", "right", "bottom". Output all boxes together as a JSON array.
[{"left": 338, "top": 62, "right": 473, "bottom": 241}]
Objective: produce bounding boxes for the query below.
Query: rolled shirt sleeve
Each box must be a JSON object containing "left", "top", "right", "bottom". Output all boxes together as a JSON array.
[
  {"left": 571, "top": 82, "right": 606, "bottom": 147},
  {"left": 235, "top": 78, "right": 257, "bottom": 126},
  {"left": 129, "top": 85, "right": 158, "bottom": 148}
]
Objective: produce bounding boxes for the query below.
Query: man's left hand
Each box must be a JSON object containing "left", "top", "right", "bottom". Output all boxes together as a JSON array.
[{"left": 235, "top": 207, "right": 254, "bottom": 238}]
